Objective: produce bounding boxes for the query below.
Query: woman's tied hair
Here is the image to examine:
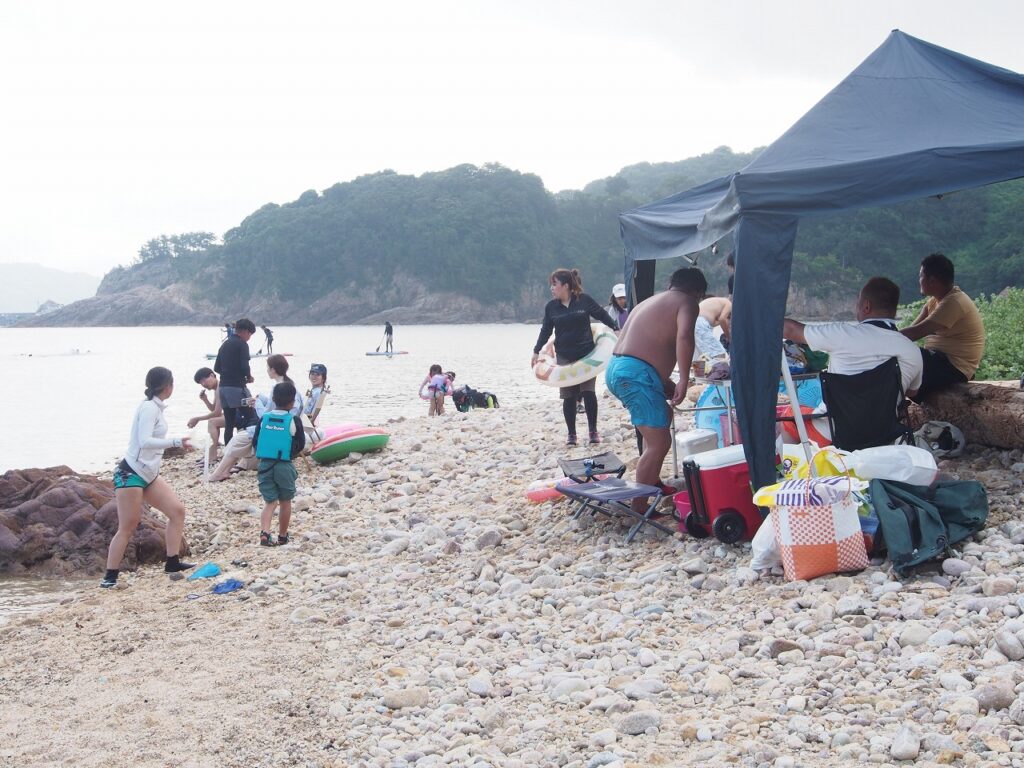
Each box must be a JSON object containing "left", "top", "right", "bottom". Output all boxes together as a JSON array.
[
  {"left": 550, "top": 268, "right": 583, "bottom": 297},
  {"left": 144, "top": 366, "right": 174, "bottom": 400}
]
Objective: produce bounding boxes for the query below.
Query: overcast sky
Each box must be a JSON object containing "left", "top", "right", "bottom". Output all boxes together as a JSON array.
[{"left": 2, "top": 1, "right": 1022, "bottom": 276}]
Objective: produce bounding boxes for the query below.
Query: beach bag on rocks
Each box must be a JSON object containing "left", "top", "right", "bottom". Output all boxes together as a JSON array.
[
  {"left": 452, "top": 387, "right": 472, "bottom": 413},
  {"left": 766, "top": 476, "right": 869, "bottom": 581},
  {"left": 868, "top": 478, "right": 988, "bottom": 576},
  {"left": 913, "top": 421, "right": 965, "bottom": 458},
  {"left": 459, "top": 385, "right": 500, "bottom": 410}
]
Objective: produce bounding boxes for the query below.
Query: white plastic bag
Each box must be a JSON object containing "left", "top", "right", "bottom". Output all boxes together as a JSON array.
[
  {"left": 750, "top": 513, "right": 782, "bottom": 571},
  {"left": 845, "top": 445, "right": 938, "bottom": 486}
]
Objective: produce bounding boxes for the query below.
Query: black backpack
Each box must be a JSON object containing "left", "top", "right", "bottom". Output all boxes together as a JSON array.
[{"left": 454, "top": 385, "right": 499, "bottom": 411}]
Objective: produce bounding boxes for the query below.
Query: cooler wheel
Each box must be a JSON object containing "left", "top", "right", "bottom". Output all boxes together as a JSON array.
[
  {"left": 684, "top": 513, "right": 710, "bottom": 539},
  {"left": 712, "top": 511, "right": 746, "bottom": 544}
]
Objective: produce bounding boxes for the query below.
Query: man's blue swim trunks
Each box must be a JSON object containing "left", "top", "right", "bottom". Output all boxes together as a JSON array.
[{"left": 605, "top": 354, "right": 670, "bottom": 429}]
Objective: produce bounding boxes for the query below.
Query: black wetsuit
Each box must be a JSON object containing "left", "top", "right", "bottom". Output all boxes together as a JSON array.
[
  {"left": 384, "top": 322, "right": 394, "bottom": 353},
  {"left": 533, "top": 294, "right": 616, "bottom": 363},
  {"left": 533, "top": 293, "right": 616, "bottom": 440},
  {"left": 263, "top": 327, "right": 274, "bottom": 354},
  {"left": 214, "top": 335, "right": 252, "bottom": 442}
]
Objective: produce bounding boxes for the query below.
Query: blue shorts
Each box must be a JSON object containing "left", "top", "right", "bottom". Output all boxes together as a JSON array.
[{"left": 605, "top": 354, "right": 670, "bottom": 429}]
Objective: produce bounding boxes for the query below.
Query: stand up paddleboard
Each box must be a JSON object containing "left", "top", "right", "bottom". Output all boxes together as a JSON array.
[
  {"left": 365, "top": 351, "right": 409, "bottom": 357},
  {"left": 205, "top": 352, "right": 293, "bottom": 360}
]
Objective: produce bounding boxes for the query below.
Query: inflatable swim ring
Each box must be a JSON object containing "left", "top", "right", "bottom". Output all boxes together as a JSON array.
[
  {"left": 320, "top": 422, "right": 364, "bottom": 440},
  {"left": 311, "top": 428, "right": 390, "bottom": 464},
  {"left": 533, "top": 324, "right": 617, "bottom": 388},
  {"left": 525, "top": 477, "right": 572, "bottom": 503},
  {"left": 419, "top": 375, "right": 455, "bottom": 401},
  {"left": 525, "top": 474, "right": 610, "bottom": 503}
]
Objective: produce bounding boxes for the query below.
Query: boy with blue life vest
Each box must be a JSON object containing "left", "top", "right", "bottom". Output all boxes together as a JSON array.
[{"left": 254, "top": 381, "right": 305, "bottom": 546}]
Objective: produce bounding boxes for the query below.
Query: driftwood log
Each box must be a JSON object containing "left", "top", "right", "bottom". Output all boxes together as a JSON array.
[{"left": 908, "top": 382, "right": 1024, "bottom": 450}]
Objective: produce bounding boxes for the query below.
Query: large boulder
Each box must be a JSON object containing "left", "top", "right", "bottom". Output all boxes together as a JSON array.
[{"left": 0, "top": 467, "right": 188, "bottom": 576}]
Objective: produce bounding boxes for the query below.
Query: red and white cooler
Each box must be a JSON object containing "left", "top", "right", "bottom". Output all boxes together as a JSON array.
[{"left": 675, "top": 444, "right": 764, "bottom": 543}]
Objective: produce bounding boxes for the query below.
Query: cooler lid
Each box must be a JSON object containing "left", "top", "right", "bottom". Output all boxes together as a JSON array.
[
  {"left": 675, "top": 428, "right": 717, "bottom": 443},
  {"left": 684, "top": 443, "right": 748, "bottom": 468}
]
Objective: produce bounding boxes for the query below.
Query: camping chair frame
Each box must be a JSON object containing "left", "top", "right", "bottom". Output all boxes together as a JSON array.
[
  {"left": 304, "top": 387, "right": 330, "bottom": 444},
  {"left": 819, "top": 357, "right": 915, "bottom": 452},
  {"left": 557, "top": 479, "right": 671, "bottom": 543},
  {"left": 557, "top": 452, "right": 627, "bottom": 483}
]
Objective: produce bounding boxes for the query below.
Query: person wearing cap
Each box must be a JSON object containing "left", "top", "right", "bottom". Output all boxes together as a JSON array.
[
  {"left": 605, "top": 284, "right": 629, "bottom": 331},
  {"left": 305, "top": 363, "right": 328, "bottom": 416}
]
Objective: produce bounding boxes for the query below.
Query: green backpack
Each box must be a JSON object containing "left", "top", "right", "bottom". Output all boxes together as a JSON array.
[{"left": 869, "top": 479, "right": 988, "bottom": 576}]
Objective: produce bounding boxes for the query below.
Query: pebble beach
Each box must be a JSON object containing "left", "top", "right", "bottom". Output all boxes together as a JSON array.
[{"left": 3, "top": 393, "right": 1024, "bottom": 768}]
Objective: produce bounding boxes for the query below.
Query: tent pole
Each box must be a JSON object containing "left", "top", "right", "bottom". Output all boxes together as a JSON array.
[{"left": 780, "top": 350, "right": 817, "bottom": 475}]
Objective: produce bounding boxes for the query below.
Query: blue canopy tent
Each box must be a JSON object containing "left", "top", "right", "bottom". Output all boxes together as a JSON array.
[{"left": 619, "top": 30, "right": 1024, "bottom": 491}]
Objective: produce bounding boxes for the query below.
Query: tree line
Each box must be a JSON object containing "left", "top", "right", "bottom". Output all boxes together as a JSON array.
[{"left": 103, "top": 148, "right": 1024, "bottom": 313}]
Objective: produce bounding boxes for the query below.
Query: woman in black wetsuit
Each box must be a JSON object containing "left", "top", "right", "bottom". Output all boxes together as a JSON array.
[{"left": 531, "top": 268, "right": 618, "bottom": 446}]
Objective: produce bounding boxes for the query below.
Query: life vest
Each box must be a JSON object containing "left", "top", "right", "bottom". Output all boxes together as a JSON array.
[{"left": 255, "top": 412, "right": 294, "bottom": 460}]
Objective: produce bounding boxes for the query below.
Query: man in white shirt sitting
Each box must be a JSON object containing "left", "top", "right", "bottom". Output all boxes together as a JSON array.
[{"left": 780, "top": 277, "right": 922, "bottom": 444}]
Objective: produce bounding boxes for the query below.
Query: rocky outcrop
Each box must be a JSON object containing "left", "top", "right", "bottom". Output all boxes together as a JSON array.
[
  {"left": 786, "top": 284, "right": 856, "bottom": 321},
  {"left": 19, "top": 271, "right": 543, "bottom": 326},
  {"left": 21, "top": 252, "right": 853, "bottom": 327},
  {"left": 0, "top": 467, "right": 188, "bottom": 576},
  {"left": 16, "top": 285, "right": 222, "bottom": 327}
]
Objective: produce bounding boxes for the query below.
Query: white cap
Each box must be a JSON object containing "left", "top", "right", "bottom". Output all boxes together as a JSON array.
[{"left": 612, "top": 283, "right": 626, "bottom": 298}]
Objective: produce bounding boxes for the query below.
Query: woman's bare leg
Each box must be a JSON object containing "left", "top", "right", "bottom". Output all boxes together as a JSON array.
[
  {"left": 106, "top": 487, "right": 144, "bottom": 569},
  {"left": 142, "top": 477, "right": 187, "bottom": 556}
]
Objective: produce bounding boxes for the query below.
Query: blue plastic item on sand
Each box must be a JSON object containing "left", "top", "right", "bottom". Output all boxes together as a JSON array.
[
  {"left": 186, "top": 562, "right": 221, "bottom": 581},
  {"left": 211, "top": 578, "right": 244, "bottom": 594}
]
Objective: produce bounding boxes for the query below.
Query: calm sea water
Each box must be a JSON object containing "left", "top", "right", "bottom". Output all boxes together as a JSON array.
[
  {"left": 0, "top": 576, "right": 85, "bottom": 625},
  {"left": 1, "top": 324, "right": 562, "bottom": 473}
]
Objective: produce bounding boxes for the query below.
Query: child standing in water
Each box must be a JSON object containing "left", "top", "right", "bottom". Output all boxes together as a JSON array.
[
  {"left": 421, "top": 364, "right": 448, "bottom": 416},
  {"left": 253, "top": 381, "right": 305, "bottom": 546}
]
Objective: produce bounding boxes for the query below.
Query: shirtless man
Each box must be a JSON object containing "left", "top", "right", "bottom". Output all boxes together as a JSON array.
[
  {"left": 605, "top": 267, "right": 704, "bottom": 510},
  {"left": 696, "top": 295, "right": 731, "bottom": 361},
  {"left": 187, "top": 367, "right": 224, "bottom": 467}
]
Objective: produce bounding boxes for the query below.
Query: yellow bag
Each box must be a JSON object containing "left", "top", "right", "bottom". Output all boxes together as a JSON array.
[{"left": 782, "top": 445, "right": 855, "bottom": 480}]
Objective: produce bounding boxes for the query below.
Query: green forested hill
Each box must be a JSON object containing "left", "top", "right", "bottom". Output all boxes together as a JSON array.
[{"left": 92, "top": 147, "right": 1024, "bottom": 323}]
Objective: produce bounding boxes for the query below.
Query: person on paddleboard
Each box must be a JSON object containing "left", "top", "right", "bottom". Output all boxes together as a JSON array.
[
  {"left": 384, "top": 321, "right": 394, "bottom": 354},
  {"left": 261, "top": 325, "right": 274, "bottom": 354}
]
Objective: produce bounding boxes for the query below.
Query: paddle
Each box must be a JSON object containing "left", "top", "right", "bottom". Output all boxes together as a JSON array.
[{"left": 374, "top": 332, "right": 386, "bottom": 352}]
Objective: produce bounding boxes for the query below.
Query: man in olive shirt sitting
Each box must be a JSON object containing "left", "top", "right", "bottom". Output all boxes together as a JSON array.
[{"left": 901, "top": 253, "right": 985, "bottom": 401}]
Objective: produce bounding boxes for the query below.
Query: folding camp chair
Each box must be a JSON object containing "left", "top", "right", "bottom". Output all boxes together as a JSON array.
[
  {"left": 557, "top": 451, "right": 627, "bottom": 483},
  {"left": 303, "top": 387, "right": 330, "bottom": 445},
  {"left": 557, "top": 478, "right": 672, "bottom": 543},
  {"left": 819, "top": 357, "right": 915, "bottom": 451}
]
